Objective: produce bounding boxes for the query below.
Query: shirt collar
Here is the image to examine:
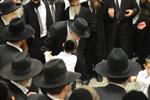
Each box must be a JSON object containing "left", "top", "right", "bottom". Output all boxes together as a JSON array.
[
  {"left": 109, "top": 82, "right": 126, "bottom": 90},
  {"left": 11, "top": 80, "right": 29, "bottom": 94},
  {"left": 7, "top": 41, "right": 23, "bottom": 52},
  {"left": 47, "top": 93, "right": 62, "bottom": 100}
]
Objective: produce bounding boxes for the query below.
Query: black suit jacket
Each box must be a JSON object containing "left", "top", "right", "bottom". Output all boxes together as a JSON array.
[
  {"left": 23, "top": 0, "right": 52, "bottom": 38},
  {"left": 95, "top": 84, "right": 126, "bottom": 100},
  {"left": 41, "top": 21, "right": 91, "bottom": 80},
  {"left": 27, "top": 94, "right": 52, "bottom": 100},
  {"left": 64, "top": 6, "right": 97, "bottom": 79},
  {"left": 0, "top": 18, "right": 4, "bottom": 29},
  {"left": 24, "top": 0, "right": 65, "bottom": 37},
  {"left": 104, "top": 0, "right": 139, "bottom": 57},
  {"left": 0, "top": 44, "right": 21, "bottom": 71},
  {"left": 105, "top": 0, "right": 139, "bottom": 22},
  {"left": 0, "top": 19, "right": 7, "bottom": 44},
  {"left": 7, "top": 81, "right": 27, "bottom": 100},
  {"left": 23, "top": 0, "right": 65, "bottom": 63},
  {"left": 41, "top": 21, "right": 67, "bottom": 55},
  {"left": 81, "top": 1, "right": 107, "bottom": 64}
]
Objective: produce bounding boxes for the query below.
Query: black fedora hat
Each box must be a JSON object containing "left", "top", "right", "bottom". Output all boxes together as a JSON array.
[
  {"left": 0, "top": 1, "right": 20, "bottom": 16},
  {"left": 69, "top": 88, "right": 93, "bottom": 100},
  {"left": 33, "top": 59, "right": 81, "bottom": 88},
  {"left": 68, "top": 17, "right": 90, "bottom": 38},
  {"left": 122, "top": 90, "right": 148, "bottom": 100},
  {"left": 0, "top": 17, "right": 35, "bottom": 41},
  {"left": 95, "top": 48, "right": 141, "bottom": 78},
  {"left": 1, "top": 52, "right": 43, "bottom": 80}
]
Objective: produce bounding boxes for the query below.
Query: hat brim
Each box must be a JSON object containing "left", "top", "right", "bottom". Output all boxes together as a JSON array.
[
  {"left": 0, "top": 5, "right": 20, "bottom": 16},
  {"left": 33, "top": 71, "right": 81, "bottom": 88},
  {"left": 95, "top": 60, "right": 141, "bottom": 78},
  {"left": 0, "top": 25, "right": 34, "bottom": 41},
  {"left": 68, "top": 20, "right": 90, "bottom": 38},
  {"left": 1, "top": 59, "right": 43, "bottom": 80}
]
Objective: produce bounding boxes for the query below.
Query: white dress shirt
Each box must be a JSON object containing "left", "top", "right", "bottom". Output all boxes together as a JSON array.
[
  {"left": 53, "top": 52, "right": 77, "bottom": 72},
  {"left": 7, "top": 42, "right": 23, "bottom": 52},
  {"left": 11, "top": 80, "right": 29, "bottom": 94},
  {"left": 115, "top": 0, "right": 121, "bottom": 8},
  {"left": 34, "top": 0, "right": 47, "bottom": 37},
  {"left": 47, "top": 93, "right": 62, "bottom": 100},
  {"left": 136, "top": 69, "right": 150, "bottom": 96}
]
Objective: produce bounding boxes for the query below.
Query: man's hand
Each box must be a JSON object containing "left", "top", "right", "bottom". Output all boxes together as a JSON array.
[
  {"left": 108, "top": 8, "right": 115, "bottom": 18},
  {"left": 137, "top": 21, "right": 146, "bottom": 30},
  {"left": 44, "top": 51, "right": 53, "bottom": 62},
  {"left": 125, "top": 9, "right": 134, "bottom": 17}
]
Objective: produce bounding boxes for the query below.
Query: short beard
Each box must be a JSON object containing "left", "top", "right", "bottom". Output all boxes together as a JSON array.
[
  {"left": 70, "top": 4, "right": 81, "bottom": 16},
  {"left": 90, "top": 0, "right": 100, "bottom": 10}
]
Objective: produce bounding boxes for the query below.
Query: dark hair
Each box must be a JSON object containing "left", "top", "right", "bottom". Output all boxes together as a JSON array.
[
  {"left": 122, "top": 90, "right": 148, "bottom": 100},
  {"left": 145, "top": 55, "right": 150, "bottom": 64},
  {"left": 107, "top": 77, "right": 129, "bottom": 84},
  {"left": 69, "top": 86, "right": 99, "bottom": 100},
  {"left": 41, "top": 85, "right": 66, "bottom": 95},
  {"left": 63, "top": 40, "right": 77, "bottom": 53}
]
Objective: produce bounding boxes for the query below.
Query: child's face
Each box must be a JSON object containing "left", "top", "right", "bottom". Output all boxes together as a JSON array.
[{"left": 144, "top": 63, "right": 150, "bottom": 75}]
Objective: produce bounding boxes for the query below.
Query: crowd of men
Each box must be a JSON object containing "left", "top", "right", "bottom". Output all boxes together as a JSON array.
[{"left": 0, "top": 0, "right": 150, "bottom": 99}]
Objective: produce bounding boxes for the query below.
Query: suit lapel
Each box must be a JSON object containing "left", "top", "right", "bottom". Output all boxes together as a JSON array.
[
  {"left": 64, "top": 8, "right": 69, "bottom": 20},
  {"left": 8, "top": 82, "right": 27, "bottom": 100},
  {"left": 43, "top": 0, "right": 54, "bottom": 29},
  {"left": 118, "top": 0, "right": 126, "bottom": 21},
  {"left": 6, "top": 44, "right": 21, "bottom": 52}
]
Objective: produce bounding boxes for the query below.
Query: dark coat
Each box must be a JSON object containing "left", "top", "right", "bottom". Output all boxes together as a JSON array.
[
  {"left": 27, "top": 94, "right": 52, "bottom": 100},
  {"left": 23, "top": 0, "right": 65, "bottom": 63},
  {"left": 64, "top": 6, "right": 97, "bottom": 80},
  {"left": 81, "top": 1, "right": 107, "bottom": 73},
  {"left": 135, "top": 1, "right": 150, "bottom": 65},
  {"left": 0, "top": 19, "right": 7, "bottom": 44},
  {"left": 104, "top": 0, "right": 139, "bottom": 58},
  {"left": 41, "top": 21, "right": 67, "bottom": 55},
  {"left": 95, "top": 83, "right": 126, "bottom": 100},
  {"left": 7, "top": 81, "right": 27, "bottom": 100},
  {"left": 23, "top": 0, "right": 65, "bottom": 37},
  {"left": 138, "top": 0, "right": 150, "bottom": 25},
  {"left": 0, "top": 18, "right": 4, "bottom": 29},
  {"left": 41, "top": 21, "right": 91, "bottom": 80}
]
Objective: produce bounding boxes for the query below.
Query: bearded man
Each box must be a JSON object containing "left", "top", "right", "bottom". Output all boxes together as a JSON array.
[{"left": 64, "top": 0, "right": 97, "bottom": 82}]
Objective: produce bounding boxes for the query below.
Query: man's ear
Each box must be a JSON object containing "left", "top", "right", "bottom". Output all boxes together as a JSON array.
[
  {"left": 63, "top": 84, "right": 70, "bottom": 93},
  {"left": 143, "top": 64, "right": 147, "bottom": 69}
]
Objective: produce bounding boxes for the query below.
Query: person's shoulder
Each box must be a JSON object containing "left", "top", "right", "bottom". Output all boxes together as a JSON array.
[
  {"left": 52, "top": 21, "right": 67, "bottom": 28},
  {"left": 70, "top": 54, "right": 77, "bottom": 59},
  {"left": 27, "top": 94, "right": 50, "bottom": 100},
  {"left": 0, "top": 44, "right": 7, "bottom": 51},
  {"left": 138, "top": 69, "right": 147, "bottom": 75}
]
